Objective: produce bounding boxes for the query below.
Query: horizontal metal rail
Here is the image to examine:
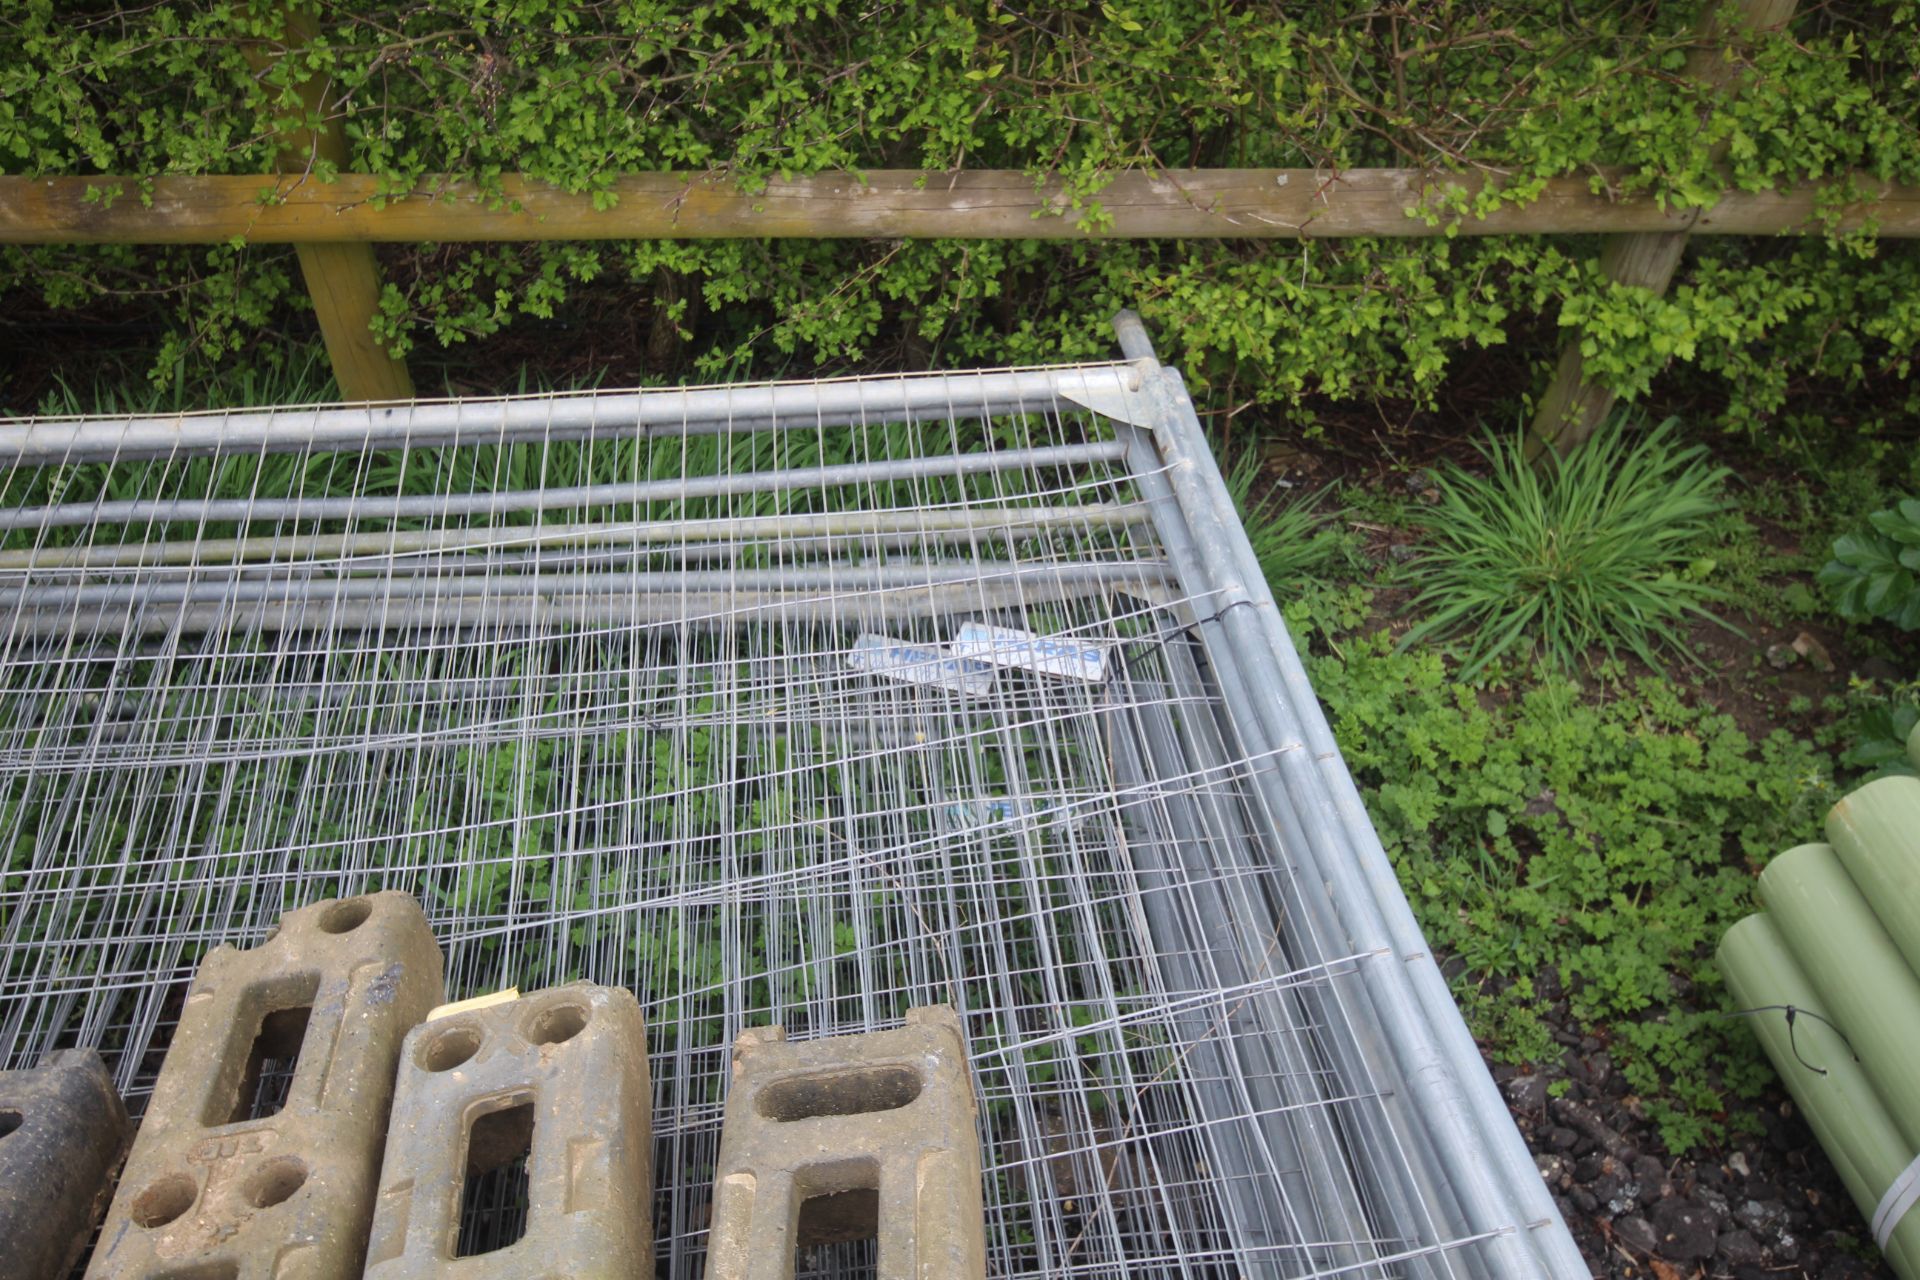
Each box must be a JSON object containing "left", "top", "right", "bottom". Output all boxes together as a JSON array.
[
  {"left": 0, "top": 366, "right": 1143, "bottom": 463},
  {"left": 0, "top": 442, "right": 1130, "bottom": 530},
  {"left": 0, "top": 505, "right": 1147, "bottom": 571},
  {"left": 0, "top": 580, "right": 1154, "bottom": 639},
  {"left": 0, "top": 561, "right": 1167, "bottom": 611}
]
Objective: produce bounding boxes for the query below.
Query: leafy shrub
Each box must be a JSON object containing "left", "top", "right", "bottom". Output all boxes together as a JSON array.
[
  {"left": 1818, "top": 495, "right": 1920, "bottom": 629},
  {"left": 1399, "top": 418, "right": 1733, "bottom": 678},
  {"left": 1293, "top": 604, "right": 1833, "bottom": 1151},
  {"left": 3, "top": 3, "right": 1920, "bottom": 435},
  {"left": 1837, "top": 691, "right": 1920, "bottom": 780},
  {"left": 1817, "top": 499, "right": 1920, "bottom": 781}
]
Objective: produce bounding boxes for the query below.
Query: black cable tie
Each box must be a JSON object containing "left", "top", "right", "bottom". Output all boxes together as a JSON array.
[{"left": 1724, "top": 1004, "right": 1858, "bottom": 1076}]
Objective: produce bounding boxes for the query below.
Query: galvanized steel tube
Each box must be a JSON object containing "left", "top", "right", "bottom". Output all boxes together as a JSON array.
[
  {"left": 0, "top": 561, "right": 1167, "bottom": 611},
  {"left": 0, "top": 581, "right": 1095, "bottom": 640},
  {"left": 1113, "top": 310, "right": 1583, "bottom": 1279},
  {"left": 0, "top": 442, "right": 1131, "bottom": 532},
  {"left": 0, "top": 505, "right": 1149, "bottom": 571},
  {"left": 0, "top": 365, "right": 1142, "bottom": 463},
  {"left": 1107, "top": 402, "right": 1468, "bottom": 1278}
]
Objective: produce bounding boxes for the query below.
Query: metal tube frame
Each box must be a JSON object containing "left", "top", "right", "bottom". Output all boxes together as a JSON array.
[
  {"left": 1110, "top": 310, "right": 1586, "bottom": 1280},
  {"left": 0, "top": 561, "right": 1169, "bottom": 611},
  {"left": 0, "top": 365, "right": 1142, "bottom": 463},
  {"left": 0, "top": 505, "right": 1148, "bottom": 572},
  {"left": 1104, "top": 409, "right": 1471, "bottom": 1280},
  {"left": 0, "top": 441, "right": 1130, "bottom": 531}
]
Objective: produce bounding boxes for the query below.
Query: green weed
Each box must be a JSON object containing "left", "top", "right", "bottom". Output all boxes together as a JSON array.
[
  {"left": 1297, "top": 595, "right": 1834, "bottom": 1152},
  {"left": 1841, "top": 694, "right": 1920, "bottom": 781},
  {"left": 1223, "top": 449, "right": 1349, "bottom": 590},
  {"left": 1819, "top": 495, "right": 1920, "bottom": 630},
  {"left": 27, "top": 347, "right": 339, "bottom": 418},
  {"left": 1399, "top": 417, "right": 1735, "bottom": 678},
  {"left": 1816, "top": 677, "right": 1920, "bottom": 785}
]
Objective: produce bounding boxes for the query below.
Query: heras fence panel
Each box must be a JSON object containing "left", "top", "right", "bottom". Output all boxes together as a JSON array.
[{"left": 0, "top": 315, "right": 1583, "bottom": 1280}]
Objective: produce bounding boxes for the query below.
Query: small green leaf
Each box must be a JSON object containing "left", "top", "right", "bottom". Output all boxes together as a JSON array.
[{"left": 1869, "top": 507, "right": 1920, "bottom": 544}]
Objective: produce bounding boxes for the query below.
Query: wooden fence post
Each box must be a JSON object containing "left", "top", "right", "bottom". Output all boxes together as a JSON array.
[
  {"left": 1527, "top": 0, "right": 1796, "bottom": 458},
  {"left": 252, "top": 12, "right": 413, "bottom": 402}
]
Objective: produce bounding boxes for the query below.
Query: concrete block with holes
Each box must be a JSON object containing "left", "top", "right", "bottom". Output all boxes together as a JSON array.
[
  {"left": 362, "top": 982, "right": 652, "bottom": 1278},
  {"left": 0, "top": 1048, "right": 129, "bottom": 1280},
  {"left": 706, "top": 1004, "right": 986, "bottom": 1280},
  {"left": 85, "top": 893, "right": 443, "bottom": 1280}
]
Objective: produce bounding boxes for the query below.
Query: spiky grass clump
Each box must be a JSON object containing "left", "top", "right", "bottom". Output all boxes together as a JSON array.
[
  {"left": 1400, "top": 418, "right": 1734, "bottom": 678},
  {"left": 28, "top": 346, "right": 339, "bottom": 418},
  {"left": 1223, "top": 449, "right": 1348, "bottom": 591}
]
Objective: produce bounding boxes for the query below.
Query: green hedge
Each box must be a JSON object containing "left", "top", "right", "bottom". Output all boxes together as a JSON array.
[{"left": 5, "top": 1, "right": 1920, "bottom": 433}]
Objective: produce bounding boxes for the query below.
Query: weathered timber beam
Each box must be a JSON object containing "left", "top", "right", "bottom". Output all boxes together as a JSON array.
[{"left": 3, "top": 169, "right": 1916, "bottom": 244}]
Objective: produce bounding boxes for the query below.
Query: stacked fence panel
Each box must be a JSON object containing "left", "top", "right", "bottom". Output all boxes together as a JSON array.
[{"left": 0, "top": 355, "right": 1582, "bottom": 1278}]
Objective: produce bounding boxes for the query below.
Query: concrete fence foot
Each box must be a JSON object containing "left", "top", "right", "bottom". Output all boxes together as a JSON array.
[
  {"left": 0, "top": 1048, "right": 130, "bottom": 1280},
  {"left": 85, "top": 892, "right": 444, "bottom": 1280},
  {"left": 707, "top": 1004, "right": 986, "bottom": 1280},
  {"left": 364, "top": 983, "right": 653, "bottom": 1279}
]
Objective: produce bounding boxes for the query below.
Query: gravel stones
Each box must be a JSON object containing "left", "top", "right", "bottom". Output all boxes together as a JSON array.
[{"left": 1514, "top": 1038, "right": 1893, "bottom": 1278}]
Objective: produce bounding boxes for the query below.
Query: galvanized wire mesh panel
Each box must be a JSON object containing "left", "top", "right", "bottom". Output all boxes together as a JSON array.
[{"left": 0, "top": 356, "right": 1580, "bottom": 1278}]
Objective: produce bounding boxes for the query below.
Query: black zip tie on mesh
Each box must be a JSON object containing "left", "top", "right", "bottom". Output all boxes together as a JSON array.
[
  {"left": 1724, "top": 1004, "right": 1857, "bottom": 1076},
  {"left": 1111, "top": 601, "right": 1262, "bottom": 674}
]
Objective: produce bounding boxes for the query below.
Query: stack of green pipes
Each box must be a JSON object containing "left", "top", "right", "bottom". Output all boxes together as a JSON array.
[{"left": 1718, "top": 722, "right": 1920, "bottom": 1277}]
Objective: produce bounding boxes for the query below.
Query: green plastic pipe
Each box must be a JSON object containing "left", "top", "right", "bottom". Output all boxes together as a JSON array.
[
  {"left": 1719, "top": 914, "right": 1920, "bottom": 1277},
  {"left": 1827, "top": 776, "right": 1920, "bottom": 975},
  {"left": 1760, "top": 843, "right": 1920, "bottom": 1152}
]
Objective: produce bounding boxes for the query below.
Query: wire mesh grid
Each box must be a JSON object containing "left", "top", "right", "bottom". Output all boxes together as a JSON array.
[{"left": 0, "top": 361, "right": 1555, "bottom": 1278}]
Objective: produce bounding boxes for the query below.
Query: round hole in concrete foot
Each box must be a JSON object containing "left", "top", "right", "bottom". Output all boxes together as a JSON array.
[
  {"left": 132, "top": 1173, "right": 197, "bottom": 1228},
  {"left": 418, "top": 1023, "right": 483, "bottom": 1072},
  {"left": 317, "top": 897, "right": 372, "bottom": 934},
  {"left": 246, "top": 1156, "right": 308, "bottom": 1208},
  {"left": 524, "top": 1000, "right": 589, "bottom": 1046}
]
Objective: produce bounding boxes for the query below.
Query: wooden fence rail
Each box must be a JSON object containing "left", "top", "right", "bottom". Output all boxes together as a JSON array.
[
  {"left": 6, "top": 0, "right": 1896, "bottom": 450},
  {"left": 8, "top": 165, "right": 1915, "bottom": 423},
  {"left": 5, "top": 169, "right": 1917, "bottom": 245}
]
